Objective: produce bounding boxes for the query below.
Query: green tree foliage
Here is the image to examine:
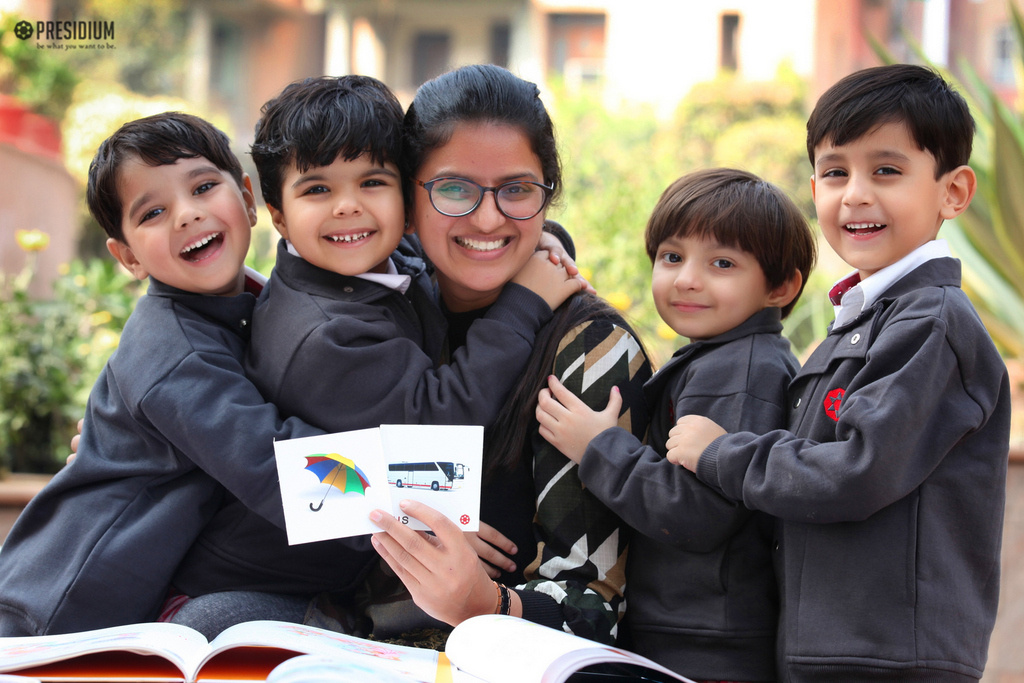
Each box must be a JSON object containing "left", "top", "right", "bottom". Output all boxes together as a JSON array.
[
  {"left": 0, "top": 255, "right": 142, "bottom": 473},
  {"left": 52, "top": 0, "right": 188, "bottom": 95},
  {"left": 0, "top": 14, "right": 78, "bottom": 120}
]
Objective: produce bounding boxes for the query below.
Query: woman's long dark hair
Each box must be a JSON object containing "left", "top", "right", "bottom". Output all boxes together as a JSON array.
[{"left": 483, "top": 292, "right": 645, "bottom": 479}]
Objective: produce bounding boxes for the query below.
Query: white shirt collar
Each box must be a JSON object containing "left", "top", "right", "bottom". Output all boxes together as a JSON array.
[
  {"left": 831, "top": 239, "right": 952, "bottom": 329},
  {"left": 284, "top": 240, "right": 411, "bottom": 294}
]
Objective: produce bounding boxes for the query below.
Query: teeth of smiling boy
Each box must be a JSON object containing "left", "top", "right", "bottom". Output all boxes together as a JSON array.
[
  {"left": 181, "top": 233, "right": 220, "bottom": 254},
  {"left": 327, "top": 232, "right": 371, "bottom": 243},
  {"left": 845, "top": 223, "right": 884, "bottom": 231},
  {"left": 456, "top": 236, "right": 510, "bottom": 252}
]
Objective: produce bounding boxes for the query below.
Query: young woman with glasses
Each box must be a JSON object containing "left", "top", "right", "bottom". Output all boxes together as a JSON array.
[{"left": 367, "top": 64, "right": 653, "bottom": 644}]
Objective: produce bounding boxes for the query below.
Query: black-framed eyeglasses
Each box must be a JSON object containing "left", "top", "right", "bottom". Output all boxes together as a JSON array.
[{"left": 415, "top": 177, "right": 553, "bottom": 220}]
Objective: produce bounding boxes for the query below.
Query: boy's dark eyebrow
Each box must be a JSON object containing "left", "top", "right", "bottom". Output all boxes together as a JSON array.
[
  {"left": 127, "top": 164, "right": 223, "bottom": 220},
  {"left": 290, "top": 165, "right": 399, "bottom": 189},
  {"left": 815, "top": 149, "right": 912, "bottom": 170}
]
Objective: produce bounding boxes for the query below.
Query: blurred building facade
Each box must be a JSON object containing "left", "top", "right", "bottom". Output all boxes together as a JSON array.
[{"left": 178, "top": 0, "right": 819, "bottom": 145}]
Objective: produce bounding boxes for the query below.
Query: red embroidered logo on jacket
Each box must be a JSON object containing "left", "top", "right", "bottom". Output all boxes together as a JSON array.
[{"left": 824, "top": 388, "right": 845, "bottom": 421}]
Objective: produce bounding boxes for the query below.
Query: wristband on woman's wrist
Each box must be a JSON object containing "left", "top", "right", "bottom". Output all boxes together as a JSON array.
[{"left": 492, "top": 581, "right": 511, "bottom": 616}]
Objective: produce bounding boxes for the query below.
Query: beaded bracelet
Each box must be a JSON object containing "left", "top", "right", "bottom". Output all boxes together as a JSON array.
[
  {"left": 495, "top": 582, "right": 511, "bottom": 616},
  {"left": 491, "top": 580, "right": 502, "bottom": 614}
]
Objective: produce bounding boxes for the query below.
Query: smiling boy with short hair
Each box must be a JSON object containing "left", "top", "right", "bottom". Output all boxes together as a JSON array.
[
  {"left": 668, "top": 64, "right": 1011, "bottom": 682},
  {"left": 0, "top": 112, "right": 332, "bottom": 636}
]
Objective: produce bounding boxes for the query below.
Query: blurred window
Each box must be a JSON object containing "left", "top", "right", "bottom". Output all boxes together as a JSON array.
[
  {"left": 993, "top": 22, "right": 1017, "bottom": 85},
  {"left": 721, "top": 12, "right": 740, "bottom": 72},
  {"left": 413, "top": 32, "right": 450, "bottom": 87},
  {"left": 547, "top": 13, "right": 606, "bottom": 88}
]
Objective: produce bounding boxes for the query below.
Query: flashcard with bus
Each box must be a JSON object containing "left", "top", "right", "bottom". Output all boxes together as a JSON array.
[
  {"left": 274, "top": 425, "right": 482, "bottom": 544},
  {"left": 379, "top": 424, "right": 483, "bottom": 533}
]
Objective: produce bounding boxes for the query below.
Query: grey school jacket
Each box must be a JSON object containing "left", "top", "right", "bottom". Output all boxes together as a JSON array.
[
  {"left": 172, "top": 240, "right": 553, "bottom": 596},
  {"left": 697, "top": 258, "right": 1011, "bottom": 683},
  {"left": 581, "top": 307, "right": 794, "bottom": 681},
  {"left": 0, "top": 278, "right": 328, "bottom": 636}
]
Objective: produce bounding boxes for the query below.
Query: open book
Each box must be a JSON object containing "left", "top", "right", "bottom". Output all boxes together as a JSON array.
[{"left": 0, "top": 616, "right": 695, "bottom": 683}]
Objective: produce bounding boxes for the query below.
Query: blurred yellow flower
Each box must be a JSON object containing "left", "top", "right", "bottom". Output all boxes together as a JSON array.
[
  {"left": 74, "top": 275, "right": 87, "bottom": 287},
  {"left": 77, "top": 343, "right": 92, "bottom": 356},
  {"left": 657, "top": 322, "right": 678, "bottom": 340},
  {"left": 94, "top": 329, "right": 120, "bottom": 351},
  {"left": 578, "top": 266, "right": 593, "bottom": 282},
  {"left": 606, "top": 292, "right": 632, "bottom": 311},
  {"left": 15, "top": 229, "right": 50, "bottom": 252},
  {"left": 58, "top": 263, "right": 71, "bottom": 275},
  {"left": 88, "top": 311, "right": 113, "bottom": 326}
]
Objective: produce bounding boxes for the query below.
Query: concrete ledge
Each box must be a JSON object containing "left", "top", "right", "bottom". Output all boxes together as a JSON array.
[{"left": 0, "top": 473, "right": 51, "bottom": 506}]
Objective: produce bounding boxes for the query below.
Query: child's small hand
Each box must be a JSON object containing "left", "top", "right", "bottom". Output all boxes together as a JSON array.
[
  {"left": 536, "top": 375, "right": 621, "bottom": 463},
  {"left": 666, "top": 415, "right": 727, "bottom": 472},
  {"left": 537, "top": 232, "right": 596, "bottom": 294},
  {"left": 464, "top": 521, "right": 518, "bottom": 578},
  {"left": 512, "top": 250, "right": 582, "bottom": 310}
]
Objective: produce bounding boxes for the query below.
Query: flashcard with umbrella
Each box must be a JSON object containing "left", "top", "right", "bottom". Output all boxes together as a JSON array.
[{"left": 274, "top": 428, "right": 392, "bottom": 544}]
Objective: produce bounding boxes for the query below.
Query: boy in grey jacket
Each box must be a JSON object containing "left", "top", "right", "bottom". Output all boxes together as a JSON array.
[
  {"left": 669, "top": 65, "right": 1010, "bottom": 682},
  {"left": 0, "top": 113, "right": 336, "bottom": 636},
  {"left": 536, "top": 168, "right": 816, "bottom": 681}
]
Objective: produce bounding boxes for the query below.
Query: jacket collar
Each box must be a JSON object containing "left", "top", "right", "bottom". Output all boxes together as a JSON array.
[
  {"left": 269, "top": 238, "right": 427, "bottom": 303},
  {"left": 660, "top": 306, "right": 784, "bottom": 370},
  {"left": 827, "top": 257, "right": 962, "bottom": 333},
  {"left": 146, "top": 277, "right": 257, "bottom": 341}
]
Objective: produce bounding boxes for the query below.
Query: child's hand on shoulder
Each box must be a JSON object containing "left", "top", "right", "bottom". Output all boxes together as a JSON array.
[
  {"left": 536, "top": 375, "right": 621, "bottom": 463},
  {"left": 536, "top": 231, "right": 595, "bottom": 294},
  {"left": 512, "top": 250, "right": 582, "bottom": 310},
  {"left": 666, "top": 415, "right": 727, "bottom": 472}
]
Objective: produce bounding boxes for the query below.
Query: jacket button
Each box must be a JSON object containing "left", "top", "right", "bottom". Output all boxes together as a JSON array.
[
  {"left": 344, "top": 286, "right": 354, "bottom": 293},
  {"left": 793, "top": 397, "right": 801, "bottom": 408},
  {"left": 850, "top": 333, "right": 861, "bottom": 344},
  {"left": 773, "top": 541, "right": 780, "bottom": 551},
  {"left": 239, "top": 319, "right": 249, "bottom": 328}
]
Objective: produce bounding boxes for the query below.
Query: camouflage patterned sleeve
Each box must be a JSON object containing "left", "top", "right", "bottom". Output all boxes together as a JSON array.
[{"left": 516, "top": 318, "right": 653, "bottom": 644}]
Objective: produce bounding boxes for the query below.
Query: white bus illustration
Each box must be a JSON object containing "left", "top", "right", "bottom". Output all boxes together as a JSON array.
[{"left": 388, "top": 461, "right": 465, "bottom": 491}]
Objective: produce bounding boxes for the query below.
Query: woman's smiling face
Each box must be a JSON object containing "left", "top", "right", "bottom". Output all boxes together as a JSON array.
[{"left": 410, "top": 122, "right": 547, "bottom": 312}]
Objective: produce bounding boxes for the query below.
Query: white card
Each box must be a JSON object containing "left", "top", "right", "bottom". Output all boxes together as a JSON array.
[
  {"left": 274, "top": 428, "right": 393, "bottom": 544},
  {"left": 274, "top": 425, "right": 483, "bottom": 543},
  {"left": 379, "top": 424, "right": 483, "bottom": 533}
]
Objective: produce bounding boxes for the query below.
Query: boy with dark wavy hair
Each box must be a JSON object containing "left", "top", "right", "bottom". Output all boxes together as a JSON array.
[{"left": 0, "top": 112, "right": 329, "bottom": 636}]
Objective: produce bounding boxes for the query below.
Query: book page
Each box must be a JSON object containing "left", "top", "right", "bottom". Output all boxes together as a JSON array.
[
  {"left": 197, "top": 621, "right": 439, "bottom": 682},
  {"left": 380, "top": 425, "right": 482, "bottom": 532},
  {"left": 445, "top": 616, "right": 693, "bottom": 683},
  {"left": 274, "top": 428, "right": 393, "bottom": 543},
  {"left": 265, "top": 653, "right": 414, "bottom": 683},
  {"left": 0, "top": 623, "right": 209, "bottom": 679}
]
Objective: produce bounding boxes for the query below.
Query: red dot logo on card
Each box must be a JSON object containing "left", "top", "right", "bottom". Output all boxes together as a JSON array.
[
  {"left": 823, "top": 388, "right": 845, "bottom": 422},
  {"left": 460, "top": 515, "right": 470, "bottom": 525}
]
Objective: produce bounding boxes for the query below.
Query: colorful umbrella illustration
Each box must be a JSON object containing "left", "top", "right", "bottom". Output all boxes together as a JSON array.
[{"left": 304, "top": 452, "right": 371, "bottom": 511}]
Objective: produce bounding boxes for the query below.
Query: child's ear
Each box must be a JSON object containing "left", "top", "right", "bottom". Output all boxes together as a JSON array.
[
  {"left": 810, "top": 174, "right": 816, "bottom": 202},
  {"left": 267, "top": 203, "right": 289, "bottom": 240},
  {"left": 939, "top": 165, "right": 977, "bottom": 220},
  {"left": 106, "top": 238, "right": 148, "bottom": 281},
  {"left": 767, "top": 270, "right": 804, "bottom": 310},
  {"left": 241, "top": 173, "right": 258, "bottom": 227}
]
